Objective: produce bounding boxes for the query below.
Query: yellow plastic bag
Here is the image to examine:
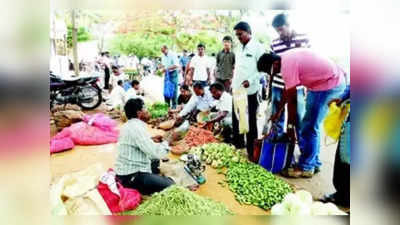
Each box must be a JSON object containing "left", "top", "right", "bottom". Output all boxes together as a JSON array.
[
  {"left": 323, "top": 102, "right": 350, "bottom": 142},
  {"left": 233, "top": 88, "right": 249, "bottom": 134}
]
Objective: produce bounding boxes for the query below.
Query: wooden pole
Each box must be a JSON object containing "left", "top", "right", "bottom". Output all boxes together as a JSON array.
[{"left": 72, "top": 9, "right": 79, "bottom": 77}]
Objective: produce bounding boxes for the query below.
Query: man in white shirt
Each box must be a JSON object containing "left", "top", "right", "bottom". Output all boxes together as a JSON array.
[
  {"left": 207, "top": 82, "right": 232, "bottom": 127},
  {"left": 107, "top": 80, "right": 126, "bottom": 110},
  {"left": 187, "top": 44, "right": 211, "bottom": 87},
  {"left": 232, "top": 21, "right": 266, "bottom": 162},
  {"left": 125, "top": 80, "right": 144, "bottom": 101},
  {"left": 207, "top": 82, "right": 233, "bottom": 143},
  {"left": 110, "top": 65, "right": 128, "bottom": 90},
  {"left": 176, "top": 81, "right": 215, "bottom": 123}
]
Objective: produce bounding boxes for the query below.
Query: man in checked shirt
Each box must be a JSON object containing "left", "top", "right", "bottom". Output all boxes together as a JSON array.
[{"left": 268, "top": 13, "right": 311, "bottom": 173}]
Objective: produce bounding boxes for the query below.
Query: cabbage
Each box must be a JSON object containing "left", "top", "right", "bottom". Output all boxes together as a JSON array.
[
  {"left": 281, "top": 193, "right": 310, "bottom": 215},
  {"left": 295, "top": 190, "right": 313, "bottom": 206},
  {"left": 271, "top": 203, "right": 288, "bottom": 215},
  {"left": 324, "top": 203, "right": 347, "bottom": 215},
  {"left": 311, "top": 202, "right": 328, "bottom": 215}
]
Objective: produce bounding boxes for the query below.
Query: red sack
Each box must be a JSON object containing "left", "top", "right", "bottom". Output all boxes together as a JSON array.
[
  {"left": 97, "top": 182, "right": 121, "bottom": 214},
  {"left": 118, "top": 183, "right": 141, "bottom": 212},
  {"left": 97, "top": 169, "right": 141, "bottom": 214},
  {"left": 50, "top": 137, "right": 75, "bottom": 154}
]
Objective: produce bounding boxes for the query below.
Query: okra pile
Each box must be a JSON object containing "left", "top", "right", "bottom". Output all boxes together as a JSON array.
[
  {"left": 126, "top": 185, "right": 234, "bottom": 216},
  {"left": 226, "top": 162, "right": 293, "bottom": 210}
]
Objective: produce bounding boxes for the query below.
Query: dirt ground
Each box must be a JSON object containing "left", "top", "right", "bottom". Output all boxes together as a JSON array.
[{"left": 50, "top": 118, "right": 339, "bottom": 215}]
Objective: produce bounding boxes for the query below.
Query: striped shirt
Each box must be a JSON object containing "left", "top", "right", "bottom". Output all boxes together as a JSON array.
[
  {"left": 270, "top": 33, "right": 311, "bottom": 89},
  {"left": 114, "top": 119, "right": 169, "bottom": 175}
]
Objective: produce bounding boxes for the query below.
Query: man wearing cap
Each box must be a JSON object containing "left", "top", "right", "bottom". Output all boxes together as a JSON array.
[{"left": 232, "top": 21, "right": 266, "bottom": 161}]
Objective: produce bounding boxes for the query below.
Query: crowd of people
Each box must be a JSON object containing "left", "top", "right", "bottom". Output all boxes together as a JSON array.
[{"left": 110, "top": 14, "right": 350, "bottom": 207}]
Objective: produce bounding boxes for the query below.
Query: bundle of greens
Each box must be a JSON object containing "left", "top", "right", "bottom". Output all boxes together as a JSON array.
[
  {"left": 190, "top": 143, "right": 247, "bottom": 169},
  {"left": 226, "top": 162, "right": 293, "bottom": 210},
  {"left": 125, "top": 185, "right": 234, "bottom": 216},
  {"left": 147, "top": 102, "right": 169, "bottom": 119}
]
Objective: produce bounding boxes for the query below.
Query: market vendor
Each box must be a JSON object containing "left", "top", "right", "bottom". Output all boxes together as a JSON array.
[
  {"left": 257, "top": 49, "right": 346, "bottom": 178},
  {"left": 106, "top": 80, "right": 126, "bottom": 111},
  {"left": 175, "top": 81, "right": 215, "bottom": 124},
  {"left": 125, "top": 80, "right": 145, "bottom": 101},
  {"left": 111, "top": 65, "right": 128, "bottom": 90},
  {"left": 169, "top": 84, "right": 193, "bottom": 114},
  {"left": 114, "top": 98, "right": 175, "bottom": 195},
  {"left": 207, "top": 82, "right": 233, "bottom": 142}
]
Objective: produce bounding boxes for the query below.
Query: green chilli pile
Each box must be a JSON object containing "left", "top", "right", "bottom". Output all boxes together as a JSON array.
[
  {"left": 226, "top": 162, "right": 293, "bottom": 210},
  {"left": 126, "top": 186, "right": 234, "bottom": 216},
  {"left": 147, "top": 102, "right": 169, "bottom": 119},
  {"left": 190, "top": 143, "right": 248, "bottom": 169}
]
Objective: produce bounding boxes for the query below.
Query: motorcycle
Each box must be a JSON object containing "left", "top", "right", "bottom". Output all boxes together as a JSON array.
[{"left": 50, "top": 71, "right": 102, "bottom": 110}]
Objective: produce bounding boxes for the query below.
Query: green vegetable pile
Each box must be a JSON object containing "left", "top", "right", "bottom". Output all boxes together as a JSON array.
[
  {"left": 190, "top": 143, "right": 248, "bottom": 169},
  {"left": 125, "top": 185, "right": 234, "bottom": 215},
  {"left": 147, "top": 102, "right": 169, "bottom": 119},
  {"left": 226, "top": 162, "right": 293, "bottom": 210}
]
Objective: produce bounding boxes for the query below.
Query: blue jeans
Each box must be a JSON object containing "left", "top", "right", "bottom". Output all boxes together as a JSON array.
[
  {"left": 164, "top": 70, "right": 179, "bottom": 109},
  {"left": 271, "top": 86, "right": 306, "bottom": 137},
  {"left": 298, "top": 81, "right": 346, "bottom": 171}
]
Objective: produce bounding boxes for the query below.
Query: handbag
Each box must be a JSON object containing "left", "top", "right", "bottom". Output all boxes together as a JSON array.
[
  {"left": 163, "top": 70, "right": 175, "bottom": 99},
  {"left": 258, "top": 125, "right": 295, "bottom": 173}
]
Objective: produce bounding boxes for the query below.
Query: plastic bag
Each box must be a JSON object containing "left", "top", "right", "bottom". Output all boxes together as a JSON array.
[
  {"left": 50, "top": 137, "right": 75, "bottom": 154},
  {"left": 83, "top": 113, "right": 118, "bottom": 132},
  {"left": 323, "top": 102, "right": 350, "bottom": 142},
  {"left": 118, "top": 183, "right": 141, "bottom": 212},
  {"left": 339, "top": 120, "right": 351, "bottom": 164},
  {"left": 159, "top": 160, "right": 198, "bottom": 188},
  {"left": 163, "top": 70, "right": 175, "bottom": 99},
  {"left": 50, "top": 163, "right": 110, "bottom": 215},
  {"left": 66, "top": 122, "right": 119, "bottom": 145},
  {"left": 175, "top": 120, "right": 190, "bottom": 133},
  {"left": 97, "top": 170, "right": 141, "bottom": 214},
  {"left": 233, "top": 88, "right": 249, "bottom": 134}
]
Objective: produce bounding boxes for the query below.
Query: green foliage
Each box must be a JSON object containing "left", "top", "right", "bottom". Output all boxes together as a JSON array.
[
  {"left": 110, "top": 33, "right": 173, "bottom": 58},
  {"left": 110, "top": 31, "right": 221, "bottom": 57},
  {"left": 66, "top": 25, "right": 91, "bottom": 48}
]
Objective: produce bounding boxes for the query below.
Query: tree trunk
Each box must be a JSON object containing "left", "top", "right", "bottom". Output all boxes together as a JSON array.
[{"left": 71, "top": 9, "right": 79, "bottom": 77}]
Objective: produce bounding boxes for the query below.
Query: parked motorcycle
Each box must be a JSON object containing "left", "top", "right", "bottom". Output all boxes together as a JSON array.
[{"left": 50, "top": 71, "right": 102, "bottom": 110}]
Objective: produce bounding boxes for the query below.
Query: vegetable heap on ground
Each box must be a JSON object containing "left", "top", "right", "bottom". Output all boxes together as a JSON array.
[
  {"left": 226, "top": 162, "right": 293, "bottom": 210},
  {"left": 190, "top": 143, "right": 248, "bottom": 169},
  {"left": 271, "top": 190, "right": 347, "bottom": 215},
  {"left": 125, "top": 185, "right": 234, "bottom": 216},
  {"left": 147, "top": 102, "right": 169, "bottom": 119},
  {"left": 184, "top": 126, "right": 217, "bottom": 147}
]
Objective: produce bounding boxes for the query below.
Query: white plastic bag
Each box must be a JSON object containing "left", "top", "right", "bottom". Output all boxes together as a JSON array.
[
  {"left": 50, "top": 163, "right": 111, "bottom": 215},
  {"left": 233, "top": 88, "right": 249, "bottom": 134}
]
